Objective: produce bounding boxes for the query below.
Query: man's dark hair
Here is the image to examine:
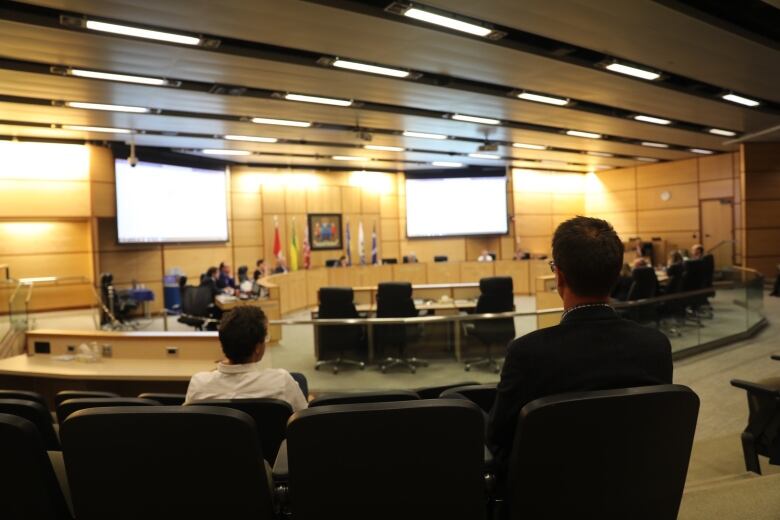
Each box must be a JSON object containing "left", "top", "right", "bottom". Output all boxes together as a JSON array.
[
  {"left": 552, "top": 216, "right": 624, "bottom": 297},
  {"left": 256, "top": 259, "right": 264, "bottom": 266},
  {"left": 206, "top": 266, "right": 218, "bottom": 277},
  {"left": 218, "top": 306, "right": 268, "bottom": 364}
]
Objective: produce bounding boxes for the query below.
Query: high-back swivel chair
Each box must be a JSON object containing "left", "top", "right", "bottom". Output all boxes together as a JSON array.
[
  {"left": 625, "top": 267, "right": 660, "bottom": 325},
  {"left": 375, "top": 282, "right": 427, "bottom": 373},
  {"left": 315, "top": 287, "right": 366, "bottom": 374},
  {"left": 178, "top": 284, "right": 216, "bottom": 330},
  {"left": 465, "top": 277, "right": 515, "bottom": 373},
  {"left": 730, "top": 378, "right": 780, "bottom": 474}
]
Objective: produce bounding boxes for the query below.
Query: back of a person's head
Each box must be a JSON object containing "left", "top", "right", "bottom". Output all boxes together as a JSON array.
[
  {"left": 206, "top": 266, "right": 218, "bottom": 277},
  {"left": 218, "top": 306, "right": 268, "bottom": 364},
  {"left": 671, "top": 251, "right": 683, "bottom": 264},
  {"left": 256, "top": 258, "right": 264, "bottom": 266},
  {"left": 552, "top": 216, "right": 624, "bottom": 297}
]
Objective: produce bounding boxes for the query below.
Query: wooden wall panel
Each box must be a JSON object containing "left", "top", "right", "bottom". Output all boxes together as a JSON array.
[
  {"left": 91, "top": 182, "right": 116, "bottom": 217},
  {"left": 699, "top": 179, "right": 734, "bottom": 200},
  {"left": 163, "top": 245, "right": 232, "bottom": 280},
  {"left": 232, "top": 220, "right": 263, "bottom": 247},
  {"left": 460, "top": 261, "right": 495, "bottom": 282},
  {"left": 637, "top": 207, "right": 699, "bottom": 233},
  {"left": 99, "top": 250, "right": 162, "bottom": 284},
  {"left": 0, "top": 180, "right": 91, "bottom": 218},
  {"left": 637, "top": 183, "right": 699, "bottom": 210},
  {"left": 636, "top": 158, "right": 698, "bottom": 188},
  {"left": 741, "top": 143, "right": 780, "bottom": 275},
  {"left": 699, "top": 153, "right": 734, "bottom": 182}
]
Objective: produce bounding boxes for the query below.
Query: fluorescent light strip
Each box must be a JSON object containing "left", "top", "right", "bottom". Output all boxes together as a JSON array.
[
  {"left": 635, "top": 157, "right": 659, "bottom": 162},
  {"left": 62, "top": 125, "right": 131, "bottom": 134},
  {"left": 432, "top": 161, "right": 463, "bottom": 167},
  {"left": 224, "top": 135, "right": 278, "bottom": 143},
  {"left": 332, "top": 59, "right": 410, "bottom": 78},
  {"left": 566, "top": 130, "right": 602, "bottom": 139},
  {"left": 403, "top": 130, "right": 448, "bottom": 140},
  {"left": 722, "top": 93, "right": 759, "bottom": 107},
  {"left": 641, "top": 141, "right": 669, "bottom": 148},
  {"left": 586, "top": 151, "right": 614, "bottom": 157},
  {"left": 634, "top": 114, "right": 671, "bottom": 125},
  {"left": 708, "top": 128, "right": 737, "bottom": 137},
  {"left": 452, "top": 113, "right": 500, "bottom": 125},
  {"left": 364, "top": 145, "right": 405, "bottom": 152},
  {"left": 469, "top": 153, "right": 501, "bottom": 160},
  {"left": 516, "top": 91, "right": 569, "bottom": 106},
  {"left": 513, "top": 142, "right": 547, "bottom": 150},
  {"left": 85, "top": 20, "right": 201, "bottom": 45},
  {"left": 69, "top": 68, "right": 168, "bottom": 86},
  {"left": 605, "top": 62, "right": 660, "bottom": 81},
  {"left": 332, "top": 155, "right": 366, "bottom": 161},
  {"left": 403, "top": 7, "right": 493, "bottom": 37},
  {"left": 251, "top": 117, "right": 311, "bottom": 128},
  {"left": 65, "top": 101, "right": 149, "bottom": 113},
  {"left": 201, "top": 149, "right": 251, "bottom": 156},
  {"left": 284, "top": 93, "right": 352, "bottom": 107},
  {"left": 690, "top": 148, "right": 714, "bottom": 155}
]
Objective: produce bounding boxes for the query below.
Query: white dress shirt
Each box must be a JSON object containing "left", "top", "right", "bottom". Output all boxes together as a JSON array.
[
  {"left": 477, "top": 254, "right": 494, "bottom": 262},
  {"left": 185, "top": 361, "right": 308, "bottom": 411}
]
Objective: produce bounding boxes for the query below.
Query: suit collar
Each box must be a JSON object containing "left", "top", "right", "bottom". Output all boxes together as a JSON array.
[{"left": 560, "top": 304, "right": 616, "bottom": 323}]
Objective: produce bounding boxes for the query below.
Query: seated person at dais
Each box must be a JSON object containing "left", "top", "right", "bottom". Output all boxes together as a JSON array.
[
  {"left": 689, "top": 243, "right": 704, "bottom": 260},
  {"left": 253, "top": 258, "right": 267, "bottom": 280},
  {"left": 338, "top": 255, "right": 348, "bottom": 267},
  {"left": 185, "top": 306, "right": 307, "bottom": 410},
  {"left": 477, "top": 249, "right": 494, "bottom": 262},
  {"left": 200, "top": 266, "right": 221, "bottom": 298},
  {"left": 487, "top": 216, "right": 672, "bottom": 474},
  {"left": 216, "top": 262, "right": 236, "bottom": 290},
  {"left": 272, "top": 257, "right": 288, "bottom": 274},
  {"left": 611, "top": 263, "right": 633, "bottom": 302}
]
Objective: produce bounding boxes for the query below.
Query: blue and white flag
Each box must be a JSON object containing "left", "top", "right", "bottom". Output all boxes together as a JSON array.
[
  {"left": 371, "top": 223, "right": 378, "bottom": 264},
  {"left": 358, "top": 221, "right": 365, "bottom": 265},
  {"left": 345, "top": 220, "right": 352, "bottom": 266}
]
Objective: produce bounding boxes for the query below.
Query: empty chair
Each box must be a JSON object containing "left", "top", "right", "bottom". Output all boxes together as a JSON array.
[
  {"left": 137, "top": 393, "right": 186, "bottom": 406},
  {"left": 309, "top": 390, "right": 420, "bottom": 408},
  {"left": 465, "top": 277, "right": 515, "bottom": 373},
  {"left": 375, "top": 282, "right": 427, "bottom": 373},
  {"left": 730, "top": 379, "right": 780, "bottom": 474},
  {"left": 624, "top": 267, "right": 660, "bottom": 324},
  {"left": 57, "top": 397, "right": 160, "bottom": 424},
  {"left": 61, "top": 406, "right": 276, "bottom": 520},
  {"left": 190, "top": 398, "right": 292, "bottom": 463},
  {"left": 0, "top": 413, "right": 73, "bottom": 520},
  {"left": 315, "top": 287, "right": 366, "bottom": 374},
  {"left": 0, "top": 399, "right": 60, "bottom": 450},
  {"left": 381, "top": 258, "right": 398, "bottom": 265},
  {"left": 415, "top": 382, "right": 479, "bottom": 400},
  {"left": 506, "top": 385, "right": 699, "bottom": 520},
  {"left": 440, "top": 384, "right": 498, "bottom": 413},
  {"left": 0, "top": 389, "right": 48, "bottom": 408},
  {"left": 178, "top": 284, "right": 217, "bottom": 330},
  {"left": 54, "top": 390, "right": 119, "bottom": 408},
  {"left": 324, "top": 259, "right": 340, "bottom": 267},
  {"left": 285, "top": 400, "right": 486, "bottom": 520},
  {"left": 434, "top": 255, "right": 448, "bottom": 262}
]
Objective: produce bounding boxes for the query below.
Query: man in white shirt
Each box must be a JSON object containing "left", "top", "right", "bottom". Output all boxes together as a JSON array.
[
  {"left": 185, "top": 306, "right": 307, "bottom": 411},
  {"left": 477, "top": 249, "right": 494, "bottom": 262}
]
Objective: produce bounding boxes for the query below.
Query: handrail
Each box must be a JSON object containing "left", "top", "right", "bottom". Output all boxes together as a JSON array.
[{"left": 706, "top": 239, "right": 736, "bottom": 255}]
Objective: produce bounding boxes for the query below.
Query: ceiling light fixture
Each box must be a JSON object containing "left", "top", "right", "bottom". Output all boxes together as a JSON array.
[
  {"left": 364, "top": 145, "right": 405, "bottom": 152},
  {"left": 65, "top": 101, "right": 149, "bottom": 113},
  {"left": 566, "top": 130, "right": 602, "bottom": 139},
  {"left": 332, "top": 155, "right": 367, "bottom": 161},
  {"left": 451, "top": 114, "right": 501, "bottom": 125},
  {"left": 62, "top": 124, "right": 131, "bottom": 134},
  {"left": 331, "top": 58, "right": 410, "bottom": 78},
  {"left": 224, "top": 135, "right": 278, "bottom": 143},
  {"left": 634, "top": 114, "right": 671, "bottom": 125},
  {"left": 708, "top": 128, "right": 737, "bottom": 137},
  {"left": 469, "top": 153, "right": 501, "bottom": 160},
  {"left": 284, "top": 93, "right": 353, "bottom": 107},
  {"left": 586, "top": 151, "right": 614, "bottom": 157},
  {"left": 401, "top": 6, "right": 495, "bottom": 37},
  {"left": 432, "top": 161, "right": 463, "bottom": 167},
  {"left": 690, "top": 148, "right": 714, "bottom": 155},
  {"left": 516, "top": 91, "right": 569, "bottom": 106},
  {"left": 722, "top": 93, "right": 759, "bottom": 107},
  {"left": 641, "top": 141, "right": 669, "bottom": 148},
  {"left": 84, "top": 20, "right": 202, "bottom": 45},
  {"left": 635, "top": 157, "right": 659, "bottom": 162},
  {"left": 513, "top": 142, "right": 547, "bottom": 150},
  {"left": 251, "top": 117, "right": 311, "bottom": 128},
  {"left": 68, "top": 68, "right": 170, "bottom": 86},
  {"left": 605, "top": 62, "right": 661, "bottom": 81},
  {"left": 403, "top": 130, "right": 448, "bottom": 140},
  {"left": 201, "top": 149, "right": 251, "bottom": 156}
]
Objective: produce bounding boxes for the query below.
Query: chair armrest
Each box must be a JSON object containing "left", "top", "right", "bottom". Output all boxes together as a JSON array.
[
  {"left": 484, "top": 445, "right": 495, "bottom": 471},
  {"left": 272, "top": 439, "right": 289, "bottom": 483},
  {"left": 731, "top": 379, "right": 780, "bottom": 398}
]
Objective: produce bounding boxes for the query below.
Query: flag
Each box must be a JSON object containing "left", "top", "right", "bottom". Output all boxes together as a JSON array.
[
  {"left": 272, "top": 216, "right": 282, "bottom": 260},
  {"left": 302, "top": 224, "right": 311, "bottom": 269},
  {"left": 345, "top": 220, "right": 352, "bottom": 266},
  {"left": 289, "top": 218, "right": 299, "bottom": 271},
  {"left": 371, "top": 223, "right": 378, "bottom": 264},
  {"left": 358, "top": 221, "right": 365, "bottom": 265}
]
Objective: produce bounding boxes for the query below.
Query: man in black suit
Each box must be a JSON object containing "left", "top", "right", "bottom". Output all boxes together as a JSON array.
[{"left": 487, "top": 216, "right": 673, "bottom": 472}]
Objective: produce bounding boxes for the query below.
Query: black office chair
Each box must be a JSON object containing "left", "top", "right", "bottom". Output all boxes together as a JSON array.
[
  {"left": 54, "top": 390, "right": 119, "bottom": 408},
  {"left": 0, "top": 399, "right": 60, "bottom": 450},
  {"left": 190, "top": 398, "right": 292, "bottom": 463},
  {"left": 61, "top": 406, "right": 276, "bottom": 520},
  {"left": 464, "top": 277, "right": 515, "bottom": 373},
  {"left": 308, "top": 390, "right": 420, "bottom": 407},
  {"left": 0, "top": 414, "right": 73, "bottom": 520},
  {"left": 624, "top": 267, "right": 660, "bottom": 325},
  {"left": 375, "top": 282, "right": 427, "bottom": 373},
  {"left": 99, "top": 272, "right": 137, "bottom": 325},
  {"left": 284, "top": 400, "right": 486, "bottom": 520},
  {"left": 730, "top": 378, "right": 780, "bottom": 474},
  {"left": 137, "top": 393, "right": 186, "bottom": 406},
  {"left": 0, "top": 389, "right": 49, "bottom": 409},
  {"left": 382, "top": 258, "right": 398, "bottom": 265},
  {"left": 315, "top": 287, "right": 366, "bottom": 374},
  {"left": 237, "top": 265, "right": 249, "bottom": 284},
  {"left": 681, "top": 259, "right": 709, "bottom": 322},
  {"left": 325, "top": 259, "right": 340, "bottom": 267},
  {"left": 415, "top": 382, "right": 479, "bottom": 400},
  {"left": 440, "top": 384, "right": 498, "bottom": 413},
  {"left": 178, "top": 284, "right": 217, "bottom": 331},
  {"left": 434, "top": 255, "right": 448, "bottom": 262},
  {"left": 505, "top": 385, "right": 699, "bottom": 520},
  {"left": 56, "top": 397, "right": 160, "bottom": 424}
]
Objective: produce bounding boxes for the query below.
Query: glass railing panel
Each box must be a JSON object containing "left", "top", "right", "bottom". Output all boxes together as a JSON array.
[{"left": 745, "top": 272, "right": 765, "bottom": 329}]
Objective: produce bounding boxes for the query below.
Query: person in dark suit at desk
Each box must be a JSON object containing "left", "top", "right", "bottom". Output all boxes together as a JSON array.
[
  {"left": 253, "top": 259, "right": 266, "bottom": 280},
  {"left": 216, "top": 262, "right": 235, "bottom": 290},
  {"left": 200, "top": 267, "right": 221, "bottom": 297},
  {"left": 487, "top": 216, "right": 673, "bottom": 475},
  {"left": 272, "top": 257, "right": 287, "bottom": 274}
]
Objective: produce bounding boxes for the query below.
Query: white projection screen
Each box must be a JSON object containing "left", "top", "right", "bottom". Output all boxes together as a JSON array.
[
  {"left": 115, "top": 160, "right": 229, "bottom": 244},
  {"left": 405, "top": 175, "right": 508, "bottom": 238}
]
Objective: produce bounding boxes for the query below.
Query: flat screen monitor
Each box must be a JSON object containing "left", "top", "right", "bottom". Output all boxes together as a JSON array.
[
  {"left": 405, "top": 175, "right": 508, "bottom": 238},
  {"left": 115, "top": 160, "right": 228, "bottom": 244}
]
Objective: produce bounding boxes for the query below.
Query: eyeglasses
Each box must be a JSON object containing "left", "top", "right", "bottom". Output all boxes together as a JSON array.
[{"left": 549, "top": 260, "right": 556, "bottom": 273}]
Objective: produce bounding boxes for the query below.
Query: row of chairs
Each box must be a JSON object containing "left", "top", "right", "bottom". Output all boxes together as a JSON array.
[{"left": 1, "top": 384, "right": 699, "bottom": 520}]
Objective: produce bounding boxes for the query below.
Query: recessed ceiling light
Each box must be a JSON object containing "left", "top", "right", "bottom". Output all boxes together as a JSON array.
[
  {"left": 595, "top": 165, "right": 611, "bottom": 170},
  {"left": 68, "top": 68, "right": 169, "bottom": 86},
  {"left": 566, "top": 130, "right": 602, "bottom": 139},
  {"left": 451, "top": 114, "right": 501, "bottom": 125},
  {"left": 641, "top": 141, "right": 669, "bottom": 148},
  {"left": 722, "top": 93, "right": 759, "bottom": 107},
  {"left": 516, "top": 91, "right": 569, "bottom": 106},
  {"left": 84, "top": 20, "right": 202, "bottom": 45},
  {"left": 432, "top": 161, "right": 463, "bottom": 167},
  {"left": 586, "top": 151, "right": 614, "bottom": 157},
  {"left": 402, "top": 6, "right": 494, "bottom": 37},
  {"left": 468, "top": 153, "right": 501, "bottom": 160},
  {"left": 690, "top": 148, "right": 714, "bottom": 155},
  {"left": 201, "top": 149, "right": 251, "bottom": 156},
  {"left": 513, "top": 142, "right": 547, "bottom": 150},
  {"left": 331, "top": 59, "right": 410, "bottom": 78},
  {"left": 365, "top": 145, "right": 405, "bottom": 152},
  {"left": 708, "top": 128, "right": 737, "bottom": 137},
  {"left": 403, "top": 130, "right": 448, "bottom": 140},
  {"left": 224, "top": 135, "right": 278, "bottom": 143},
  {"left": 251, "top": 117, "right": 311, "bottom": 128},
  {"left": 635, "top": 157, "right": 659, "bottom": 162},
  {"left": 62, "top": 125, "right": 131, "bottom": 134},
  {"left": 284, "top": 93, "right": 353, "bottom": 107},
  {"left": 605, "top": 62, "right": 660, "bottom": 81},
  {"left": 65, "top": 101, "right": 149, "bottom": 113},
  {"left": 332, "top": 155, "right": 367, "bottom": 161},
  {"left": 634, "top": 114, "right": 671, "bottom": 125}
]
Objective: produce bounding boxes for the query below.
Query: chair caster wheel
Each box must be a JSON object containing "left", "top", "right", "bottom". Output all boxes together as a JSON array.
[
  {"left": 465, "top": 365, "right": 471, "bottom": 371},
  {"left": 332, "top": 367, "right": 339, "bottom": 374},
  {"left": 380, "top": 366, "right": 387, "bottom": 373},
  {"left": 359, "top": 363, "right": 366, "bottom": 370}
]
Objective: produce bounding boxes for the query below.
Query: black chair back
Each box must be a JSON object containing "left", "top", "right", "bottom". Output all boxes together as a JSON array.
[
  {"left": 54, "top": 390, "right": 119, "bottom": 408},
  {"left": 627, "top": 267, "right": 658, "bottom": 300},
  {"left": 440, "top": 384, "right": 497, "bottom": 412},
  {"left": 137, "top": 393, "right": 186, "bottom": 406},
  {"left": 317, "top": 287, "right": 362, "bottom": 356},
  {"left": 325, "top": 259, "right": 339, "bottom": 267},
  {"left": 474, "top": 277, "right": 515, "bottom": 346},
  {"left": 179, "top": 285, "right": 214, "bottom": 327},
  {"left": 382, "top": 258, "right": 398, "bottom": 264},
  {"left": 730, "top": 379, "right": 780, "bottom": 473},
  {"left": 415, "top": 382, "right": 479, "bottom": 400},
  {"left": 0, "top": 414, "right": 72, "bottom": 520},
  {"left": 376, "top": 282, "right": 416, "bottom": 318},
  {"left": 189, "top": 398, "right": 292, "bottom": 462},
  {"left": 702, "top": 254, "right": 715, "bottom": 287},
  {"left": 57, "top": 397, "right": 160, "bottom": 424},
  {"left": 309, "top": 390, "right": 420, "bottom": 407},
  {"left": 665, "top": 263, "right": 685, "bottom": 294},
  {"left": 0, "top": 399, "right": 60, "bottom": 450},
  {"left": 507, "top": 385, "right": 699, "bottom": 520},
  {"left": 434, "top": 255, "right": 448, "bottom": 262},
  {"left": 286, "top": 400, "right": 486, "bottom": 520},
  {"left": 61, "top": 406, "right": 276, "bottom": 520},
  {"left": 0, "top": 389, "right": 48, "bottom": 409},
  {"left": 682, "top": 259, "right": 706, "bottom": 292}
]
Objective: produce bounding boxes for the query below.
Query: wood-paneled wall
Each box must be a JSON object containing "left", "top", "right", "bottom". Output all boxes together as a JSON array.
[{"left": 740, "top": 142, "right": 780, "bottom": 277}]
